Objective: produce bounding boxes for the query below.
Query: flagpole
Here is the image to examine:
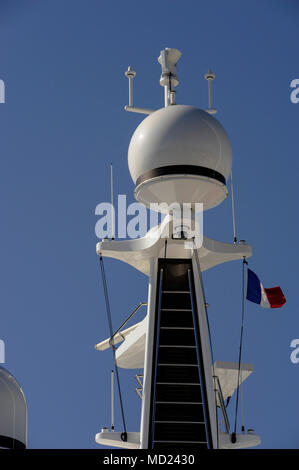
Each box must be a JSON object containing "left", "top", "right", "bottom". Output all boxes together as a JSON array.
[{"left": 231, "top": 257, "right": 248, "bottom": 443}]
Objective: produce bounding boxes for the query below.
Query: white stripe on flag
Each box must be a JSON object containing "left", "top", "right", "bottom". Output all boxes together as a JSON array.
[{"left": 260, "top": 283, "right": 270, "bottom": 308}]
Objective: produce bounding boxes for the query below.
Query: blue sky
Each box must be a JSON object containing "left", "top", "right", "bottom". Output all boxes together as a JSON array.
[{"left": 0, "top": 0, "right": 298, "bottom": 449}]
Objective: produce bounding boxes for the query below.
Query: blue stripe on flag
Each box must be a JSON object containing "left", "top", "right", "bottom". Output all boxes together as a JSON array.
[{"left": 247, "top": 268, "right": 261, "bottom": 304}]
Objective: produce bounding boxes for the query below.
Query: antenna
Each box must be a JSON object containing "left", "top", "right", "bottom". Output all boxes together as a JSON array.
[
  {"left": 204, "top": 69, "right": 217, "bottom": 114},
  {"left": 158, "top": 48, "right": 181, "bottom": 107},
  {"left": 110, "top": 163, "right": 115, "bottom": 240},
  {"left": 124, "top": 66, "right": 154, "bottom": 115},
  {"left": 124, "top": 48, "right": 181, "bottom": 114},
  {"left": 111, "top": 370, "right": 114, "bottom": 431},
  {"left": 124, "top": 66, "right": 136, "bottom": 107}
]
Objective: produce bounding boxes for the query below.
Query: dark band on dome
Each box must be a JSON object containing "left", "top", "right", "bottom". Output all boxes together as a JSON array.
[
  {"left": 136, "top": 165, "right": 226, "bottom": 187},
  {"left": 0, "top": 435, "right": 26, "bottom": 449}
]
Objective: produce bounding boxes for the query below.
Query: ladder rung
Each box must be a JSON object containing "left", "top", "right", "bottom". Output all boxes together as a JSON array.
[
  {"left": 159, "top": 345, "right": 196, "bottom": 348},
  {"left": 162, "top": 291, "right": 190, "bottom": 294},
  {"left": 156, "top": 401, "right": 203, "bottom": 405},
  {"left": 160, "top": 327, "right": 193, "bottom": 330},
  {"left": 155, "top": 420, "right": 205, "bottom": 424},
  {"left": 154, "top": 440, "right": 208, "bottom": 444},
  {"left": 156, "top": 382, "right": 201, "bottom": 386},
  {"left": 158, "top": 363, "right": 198, "bottom": 367},
  {"left": 161, "top": 308, "right": 192, "bottom": 312}
]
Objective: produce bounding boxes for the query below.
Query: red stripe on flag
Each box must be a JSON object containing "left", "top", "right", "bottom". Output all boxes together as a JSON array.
[{"left": 264, "top": 286, "right": 286, "bottom": 308}]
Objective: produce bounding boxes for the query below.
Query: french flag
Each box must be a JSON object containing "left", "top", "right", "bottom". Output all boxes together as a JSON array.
[{"left": 246, "top": 269, "right": 286, "bottom": 308}]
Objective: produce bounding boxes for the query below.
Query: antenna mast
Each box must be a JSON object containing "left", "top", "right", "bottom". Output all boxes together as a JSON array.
[
  {"left": 204, "top": 69, "right": 217, "bottom": 114},
  {"left": 95, "top": 48, "right": 261, "bottom": 452},
  {"left": 157, "top": 48, "right": 181, "bottom": 106}
]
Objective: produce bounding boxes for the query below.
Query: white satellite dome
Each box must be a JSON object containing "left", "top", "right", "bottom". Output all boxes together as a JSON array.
[
  {"left": 0, "top": 366, "right": 27, "bottom": 449},
  {"left": 128, "top": 105, "right": 232, "bottom": 211}
]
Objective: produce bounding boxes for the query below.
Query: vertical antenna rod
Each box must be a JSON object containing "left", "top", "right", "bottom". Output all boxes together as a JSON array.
[
  {"left": 230, "top": 170, "right": 237, "bottom": 243},
  {"left": 160, "top": 50, "right": 171, "bottom": 107},
  {"left": 111, "top": 369, "right": 114, "bottom": 431},
  {"left": 124, "top": 66, "right": 154, "bottom": 115},
  {"left": 158, "top": 48, "right": 181, "bottom": 107},
  {"left": 110, "top": 163, "right": 115, "bottom": 240},
  {"left": 125, "top": 66, "right": 136, "bottom": 107},
  {"left": 204, "top": 69, "right": 217, "bottom": 115}
]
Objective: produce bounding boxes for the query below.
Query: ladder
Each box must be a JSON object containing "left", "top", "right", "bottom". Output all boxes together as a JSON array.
[{"left": 148, "top": 259, "right": 213, "bottom": 449}]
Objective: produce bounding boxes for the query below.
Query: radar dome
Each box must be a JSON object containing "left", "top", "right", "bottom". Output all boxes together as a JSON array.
[
  {"left": 0, "top": 366, "right": 27, "bottom": 449},
  {"left": 128, "top": 105, "right": 232, "bottom": 211}
]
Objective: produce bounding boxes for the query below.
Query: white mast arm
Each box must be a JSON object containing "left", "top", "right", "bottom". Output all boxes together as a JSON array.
[{"left": 95, "top": 321, "right": 143, "bottom": 351}]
